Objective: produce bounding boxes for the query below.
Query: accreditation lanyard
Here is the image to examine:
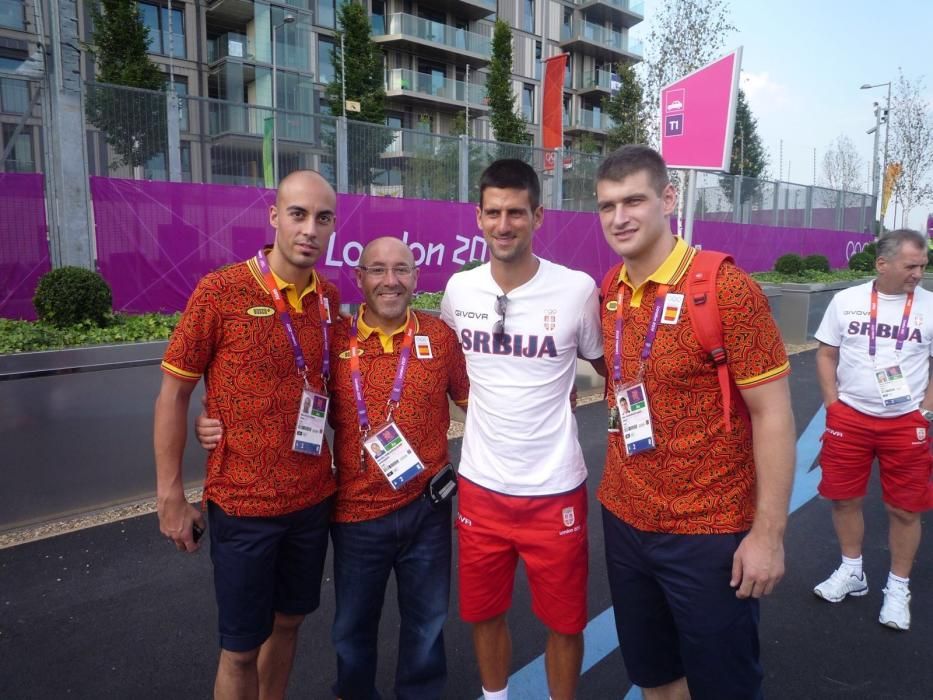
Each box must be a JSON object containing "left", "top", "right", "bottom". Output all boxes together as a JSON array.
[
  {"left": 868, "top": 284, "right": 913, "bottom": 358},
  {"left": 255, "top": 249, "right": 331, "bottom": 389},
  {"left": 348, "top": 314, "right": 416, "bottom": 433},
  {"left": 612, "top": 283, "right": 670, "bottom": 383}
]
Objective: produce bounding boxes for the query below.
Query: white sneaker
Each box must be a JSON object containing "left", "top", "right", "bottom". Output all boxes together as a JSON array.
[
  {"left": 879, "top": 586, "right": 911, "bottom": 630},
  {"left": 813, "top": 566, "right": 869, "bottom": 602}
]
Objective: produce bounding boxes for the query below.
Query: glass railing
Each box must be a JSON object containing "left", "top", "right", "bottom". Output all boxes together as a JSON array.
[
  {"left": 385, "top": 68, "right": 486, "bottom": 105},
  {"left": 377, "top": 13, "right": 491, "bottom": 55},
  {"left": 561, "top": 22, "right": 642, "bottom": 57},
  {"left": 580, "top": 69, "right": 612, "bottom": 91},
  {"left": 208, "top": 33, "right": 254, "bottom": 63},
  {"left": 574, "top": 108, "right": 615, "bottom": 130},
  {"left": 574, "top": 0, "right": 644, "bottom": 16},
  {"left": 208, "top": 102, "right": 316, "bottom": 141}
]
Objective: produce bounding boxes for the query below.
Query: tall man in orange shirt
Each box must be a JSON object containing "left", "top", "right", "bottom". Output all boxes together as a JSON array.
[
  {"left": 595, "top": 146, "right": 795, "bottom": 700},
  {"left": 154, "top": 169, "right": 339, "bottom": 700}
]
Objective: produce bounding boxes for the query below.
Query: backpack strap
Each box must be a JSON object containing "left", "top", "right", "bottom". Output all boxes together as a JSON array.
[
  {"left": 599, "top": 261, "right": 624, "bottom": 303},
  {"left": 684, "top": 250, "right": 745, "bottom": 432}
]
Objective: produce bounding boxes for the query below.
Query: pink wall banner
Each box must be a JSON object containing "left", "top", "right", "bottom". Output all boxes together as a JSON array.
[
  {"left": 88, "top": 179, "right": 873, "bottom": 315},
  {"left": 660, "top": 49, "right": 742, "bottom": 171},
  {"left": 0, "top": 173, "right": 50, "bottom": 320}
]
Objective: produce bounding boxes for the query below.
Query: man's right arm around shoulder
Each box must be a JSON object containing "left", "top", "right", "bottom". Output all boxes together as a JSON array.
[{"left": 154, "top": 373, "right": 205, "bottom": 553}]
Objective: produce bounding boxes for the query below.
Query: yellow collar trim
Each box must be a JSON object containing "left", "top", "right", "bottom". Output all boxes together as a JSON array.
[
  {"left": 248, "top": 249, "right": 319, "bottom": 312},
  {"left": 357, "top": 307, "right": 418, "bottom": 353},
  {"left": 619, "top": 237, "right": 696, "bottom": 307}
]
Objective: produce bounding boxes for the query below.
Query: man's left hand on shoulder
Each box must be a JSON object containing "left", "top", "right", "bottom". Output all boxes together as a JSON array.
[{"left": 730, "top": 527, "right": 785, "bottom": 599}]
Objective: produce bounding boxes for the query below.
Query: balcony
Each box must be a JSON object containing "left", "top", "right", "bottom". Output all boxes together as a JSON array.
[
  {"left": 565, "top": 108, "right": 615, "bottom": 134},
  {"left": 205, "top": 0, "right": 256, "bottom": 25},
  {"left": 574, "top": 0, "right": 644, "bottom": 28},
  {"left": 578, "top": 68, "right": 613, "bottom": 95},
  {"left": 207, "top": 102, "right": 317, "bottom": 146},
  {"left": 208, "top": 33, "right": 256, "bottom": 63},
  {"left": 373, "top": 13, "right": 492, "bottom": 67},
  {"left": 560, "top": 20, "right": 642, "bottom": 63},
  {"left": 422, "top": 0, "right": 496, "bottom": 21},
  {"left": 384, "top": 68, "right": 489, "bottom": 111}
]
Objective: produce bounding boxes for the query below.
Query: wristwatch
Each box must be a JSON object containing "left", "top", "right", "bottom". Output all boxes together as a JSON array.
[{"left": 921, "top": 408, "right": 933, "bottom": 422}]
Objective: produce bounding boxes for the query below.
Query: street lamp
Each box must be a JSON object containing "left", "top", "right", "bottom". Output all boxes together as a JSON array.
[
  {"left": 861, "top": 81, "right": 892, "bottom": 226},
  {"left": 272, "top": 13, "right": 296, "bottom": 184}
]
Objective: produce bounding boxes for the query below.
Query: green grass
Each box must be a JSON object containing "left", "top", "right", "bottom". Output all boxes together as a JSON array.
[
  {"left": 410, "top": 292, "right": 443, "bottom": 310},
  {"left": 0, "top": 312, "right": 180, "bottom": 354}
]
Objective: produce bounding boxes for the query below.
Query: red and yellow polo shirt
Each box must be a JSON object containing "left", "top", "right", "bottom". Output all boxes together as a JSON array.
[
  {"left": 161, "top": 253, "right": 339, "bottom": 517},
  {"left": 598, "top": 237, "right": 790, "bottom": 534},
  {"left": 329, "top": 308, "right": 470, "bottom": 523}
]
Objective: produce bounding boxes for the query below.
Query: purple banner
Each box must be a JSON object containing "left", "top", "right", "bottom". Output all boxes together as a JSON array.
[
  {"left": 0, "top": 173, "right": 50, "bottom": 320},
  {"left": 88, "top": 178, "right": 876, "bottom": 312},
  {"left": 1, "top": 177, "right": 876, "bottom": 320}
]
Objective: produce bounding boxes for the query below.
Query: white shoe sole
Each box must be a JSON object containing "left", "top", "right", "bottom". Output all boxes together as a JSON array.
[
  {"left": 813, "top": 586, "right": 869, "bottom": 603},
  {"left": 879, "top": 618, "right": 910, "bottom": 631}
]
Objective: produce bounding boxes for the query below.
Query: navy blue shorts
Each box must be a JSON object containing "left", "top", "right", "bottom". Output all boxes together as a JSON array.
[
  {"left": 208, "top": 498, "right": 331, "bottom": 652},
  {"left": 602, "top": 507, "right": 762, "bottom": 700}
]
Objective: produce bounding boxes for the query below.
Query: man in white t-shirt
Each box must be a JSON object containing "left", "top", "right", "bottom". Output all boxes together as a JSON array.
[
  {"left": 813, "top": 228, "right": 933, "bottom": 631},
  {"left": 440, "top": 159, "right": 605, "bottom": 700}
]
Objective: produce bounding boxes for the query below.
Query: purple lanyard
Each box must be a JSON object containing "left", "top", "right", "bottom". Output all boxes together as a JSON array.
[
  {"left": 255, "top": 249, "right": 331, "bottom": 387},
  {"left": 868, "top": 284, "right": 913, "bottom": 357},
  {"left": 349, "top": 313, "right": 416, "bottom": 432},
  {"left": 612, "top": 284, "right": 669, "bottom": 383}
]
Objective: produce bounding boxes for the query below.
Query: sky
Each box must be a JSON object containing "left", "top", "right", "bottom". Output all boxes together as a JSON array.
[{"left": 638, "top": 0, "right": 933, "bottom": 230}]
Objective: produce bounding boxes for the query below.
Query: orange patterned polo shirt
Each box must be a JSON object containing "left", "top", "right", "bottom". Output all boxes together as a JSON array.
[
  {"left": 598, "top": 237, "right": 790, "bottom": 534},
  {"left": 161, "top": 253, "right": 339, "bottom": 517},
  {"left": 329, "top": 309, "right": 470, "bottom": 523}
]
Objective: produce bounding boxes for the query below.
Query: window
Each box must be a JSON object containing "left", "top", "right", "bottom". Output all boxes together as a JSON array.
[
  {"left": 138, "top": 2, "right": 187, "bottom": 58},
  {"left": 317, "top": 37, "right": 334, "bottom": 83},
  {"left": 523, "top": 0, "right": 535, "bottom": 33},
  {"left": 0, "top": 57, "right": 27, "bottom": 113},
  {"left": 169, "top": 78, "right": 188, "bottom": 132},
  {"left": 564, "top": 54, "right": 572, "bottom": 88},
  {"left": 371, "top": 0, "right": 385, "bottom": 34},
  {"left": 0, "top": 0, "right": 24, "bottom": 30},
  {"left": 522, "top": 83, "right": 534, "bottom": 122},
  {"left": 534, "top": 40, "right": 541, "bottom": 80},
  {"left": 144, "top": 141, "right": 192, "bottom": 181},
  {"left": 2, "top": 122, "right": 34, "bottom": 172},
  {"left": 316, "top": 0, "right": 336, "bottom": 29}
]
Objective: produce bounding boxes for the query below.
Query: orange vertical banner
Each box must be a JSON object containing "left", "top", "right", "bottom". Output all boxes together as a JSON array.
[{"left": 542, "top": 53, "right": 568, "bottom": 171}]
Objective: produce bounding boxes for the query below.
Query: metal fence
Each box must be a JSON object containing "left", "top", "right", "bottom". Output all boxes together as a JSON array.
[{"left": 9, "top": 79, "right": 875, "bottom": 229}]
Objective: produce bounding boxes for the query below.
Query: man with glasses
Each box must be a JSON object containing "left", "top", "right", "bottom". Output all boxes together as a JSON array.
[
  {"left": 440, "top": 159, "right": 605, "bottom": 700},
  {"left": 156, "top": 169, "right": 339, "bottom": 700},
  {"left": 197, "top": 236, "right": 469, "bottom": 699}
]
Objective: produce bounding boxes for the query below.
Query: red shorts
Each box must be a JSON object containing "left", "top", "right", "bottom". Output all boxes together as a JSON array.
[
  {"left": 456, "top": 477, "right": 588, "bottom": 635},
  {"left": 819, "top": 400, "right": 933, "bottom": 512}
]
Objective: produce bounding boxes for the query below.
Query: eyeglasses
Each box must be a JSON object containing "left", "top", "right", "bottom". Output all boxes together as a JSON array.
[
  {"left": 358, "top": 265, "right": 416, "bottom": 278},
  {"left": 493, "top": 294, "right": 508, "bottom": 336}
]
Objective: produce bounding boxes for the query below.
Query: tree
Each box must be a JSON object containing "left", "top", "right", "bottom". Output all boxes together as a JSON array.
[
  {"left": 604, "top": 63, "right": 649, "bottom": 149},
  {"left": 84, "top": 0, "right": 167, "bottom": 169},
  {"left": 639, "top": 0, "right": 735, "bottom": 145},
  {"left": 325, "top": 1, "right": 393, "bottom": 192},
  {"left": 820, "top": 134, "right": 864, "bottom": 193},
  {"left": 486, "top": 19, "right": 529, "bottom": 146},
  {"left": 889, "top": 69, "right": 933, "bottom": 227},
  {"left": 720, "top": 89, "right": 767, "bottom": 206}
]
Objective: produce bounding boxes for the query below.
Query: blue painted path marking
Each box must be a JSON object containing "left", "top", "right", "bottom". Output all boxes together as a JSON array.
[{"left": 489, "top": 406, "right": 826, "bottom": 700}]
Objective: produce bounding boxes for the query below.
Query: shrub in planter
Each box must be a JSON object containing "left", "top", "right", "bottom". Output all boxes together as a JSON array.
[
  {"left": 848, "top": 251, "right": 875, "bottom": 272},
  {"left": 33, "top": 266, "right": 113, "bottom": 328},
  {"left": 458, "top": 259, "right": 484, "bottom": 273},
  {"left": 863, "top": 242, "right": 877, "bottom": 258},
  {"left": 774, "top": 254, "right": 803, "bottom": 276},
  {"left": 802, "top": 254, "right": 830, "bottom": 273}
]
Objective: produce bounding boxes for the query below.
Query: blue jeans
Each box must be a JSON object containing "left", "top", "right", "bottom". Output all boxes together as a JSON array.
[{"left": 331, "top": 496, "right": 451, "bottom": 700}]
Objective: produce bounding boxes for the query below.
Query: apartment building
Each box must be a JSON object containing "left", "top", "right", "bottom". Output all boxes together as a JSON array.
[{"left": 0, "top": 0, "right": 642, "bottom": 182}]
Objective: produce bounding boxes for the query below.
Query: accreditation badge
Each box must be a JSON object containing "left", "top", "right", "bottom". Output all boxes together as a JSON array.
[
  {"left": 362, "top": 420, "right": 426, "bottom": 490},
  {"left": 615, "top": 381, "right": 656, "bottom": 456},
  {"left": 292, "top": 389, "right": 329, "bottom": 455},
  {"left": 874, "top": 364, "right": 912, "bottom": 407}
]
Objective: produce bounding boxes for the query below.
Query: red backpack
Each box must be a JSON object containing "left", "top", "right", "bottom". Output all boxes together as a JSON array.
[{"left": 599, "top": 249, "right": 748, "bottom": 432}]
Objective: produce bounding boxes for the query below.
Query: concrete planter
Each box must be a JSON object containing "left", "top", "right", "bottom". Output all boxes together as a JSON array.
[
  {"left": 774, "top": 278, "right": 872, "bottom": 345},
  {"left": 0, "top": 342, "right": 205, "bottom": 532}
]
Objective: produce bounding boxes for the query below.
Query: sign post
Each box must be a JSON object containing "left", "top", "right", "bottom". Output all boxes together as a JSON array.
[{"left": 660, "top": 48, "right": 743, "bottom": 245}]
